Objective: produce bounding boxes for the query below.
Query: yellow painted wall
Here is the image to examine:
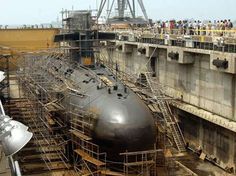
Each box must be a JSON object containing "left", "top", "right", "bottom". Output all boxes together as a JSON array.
[
  {"left": 0, "top": 28, "right": 60, "bottom": 51},
  {"left": 0, "top": 28, "right": 60, "bottom": 70}
]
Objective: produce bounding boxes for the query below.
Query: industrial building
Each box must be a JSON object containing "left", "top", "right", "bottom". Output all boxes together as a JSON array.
[{"left": 0, "top": 1, "right": 236, "bottom": 176}]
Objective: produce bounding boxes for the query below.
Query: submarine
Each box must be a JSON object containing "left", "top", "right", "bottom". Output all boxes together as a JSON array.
[
  {"left": 51, "top": 10, "right": 156, "bottom": 161},
  {"left": 47, "top": 54, "right": 156, "bottom": 160}
]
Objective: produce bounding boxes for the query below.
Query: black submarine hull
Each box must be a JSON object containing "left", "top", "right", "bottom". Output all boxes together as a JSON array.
[{"left": 65, "top": 62, "right": 156, "bottom": 161}]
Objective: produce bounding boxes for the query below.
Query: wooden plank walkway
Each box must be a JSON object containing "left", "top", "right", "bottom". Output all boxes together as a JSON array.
[
  {"left": 70, "top": 130, "right": 92, "bottom": 141},
  {"left": 74, "top": 149, "right": 105, "bottom": 167}
]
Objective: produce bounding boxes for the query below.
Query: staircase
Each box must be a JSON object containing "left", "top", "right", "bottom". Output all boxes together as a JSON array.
[{"left": 144, "top": 72, "right": 186, "bottom": 152}]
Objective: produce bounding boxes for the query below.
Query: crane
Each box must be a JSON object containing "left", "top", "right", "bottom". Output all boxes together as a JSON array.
[{"left": 97, "top": 0, "right": 149, "bottom": 23}]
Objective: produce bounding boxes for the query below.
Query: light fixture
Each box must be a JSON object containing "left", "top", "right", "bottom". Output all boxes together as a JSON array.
[
  {"left": 0, "top": 116, "right": 29, "bottom": 135},
  {"left": 0, "top": 111, "right": 33, "bottom": 157},
  {"left": 9, "top": 120, "right": 29, "bottom": 131},
  {"left": 0, "top": 124, "right": 33, "bottom": 156},
  {"left": 0, "top": 71, "right": 5, "bottom": 82},
  {"left": 0, "top": 115, "right": 29, "bottom": 131}
]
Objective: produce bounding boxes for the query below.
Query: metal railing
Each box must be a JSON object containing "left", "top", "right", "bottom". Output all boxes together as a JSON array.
[{"left": 103, "top": 27, "right": 236, "bottom": 38}]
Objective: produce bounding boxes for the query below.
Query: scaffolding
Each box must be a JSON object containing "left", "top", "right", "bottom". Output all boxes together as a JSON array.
[
  {"left": 0, "top": 53, "right": 11, "bottom": 104},
  {"left": 120, "top": 147, "right": 159, "bottom": 176},
  {"left": 10, "top": 53, "right": 73, "bottom": 174},
  {"left": 68, "top": 90, "right": 107, "bottom": 175},
  {"left": 10, "top": 52, "right": 109, "bottom": 175}
]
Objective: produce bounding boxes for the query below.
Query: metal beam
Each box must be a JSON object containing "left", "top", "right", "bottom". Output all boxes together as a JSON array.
[
  {"left": 97, "top": 0, "right": 107, "bottom": 19},
  {"left": 117, "top": 0, "right": 126, "bottom": 18},
  {"left": 107, "top": 0, "right": 115, "bottom": 20},
  {"left": 132, "top": 0, "right": 136, "bottom": 18},
  {"left": 137, "top": 0, "right": 149, "bottom": 21},
  {"left": 98, "top": 0, "right": 149, "bottom": 23},
  {"left": 127, "top": 0, "right": 135, "bottom": 18}
]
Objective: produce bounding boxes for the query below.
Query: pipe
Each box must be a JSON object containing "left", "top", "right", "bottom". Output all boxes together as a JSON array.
[
  {"left": 9, "top": 156, "right": 16, "bottom": 175},
  {"left": 8, "top": 157, "right": 22, "bottom": 176},
  {"left": 0, "top": 100, "right": 5, "bottom": 115},
  {"left": 14, "top": 161, "right": 22, "bottom": 176}
]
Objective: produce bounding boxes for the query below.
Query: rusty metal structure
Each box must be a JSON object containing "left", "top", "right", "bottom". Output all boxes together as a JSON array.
[{"left": 14, "top": 53, "right": 73, "bottom": 174}]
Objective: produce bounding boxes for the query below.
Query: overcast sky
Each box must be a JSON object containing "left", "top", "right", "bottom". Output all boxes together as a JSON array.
[{"left": 1, "top": 0, "right": 236, "bottom": 25}]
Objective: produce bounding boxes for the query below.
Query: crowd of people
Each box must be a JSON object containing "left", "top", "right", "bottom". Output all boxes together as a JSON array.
[
  {"left": 98, "top": 18, "right": 235, "bottom": 37},
  {"left": 151, "top": 19, "right": 234, "bottom": 36}
]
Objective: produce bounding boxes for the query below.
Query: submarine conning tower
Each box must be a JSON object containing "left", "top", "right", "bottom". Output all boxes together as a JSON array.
[
  {"left": 54, "top": 10, "right": 115, "bottom": 67},
  {"left": 55, "top": 10, "right": 95, "bottom": 66}
]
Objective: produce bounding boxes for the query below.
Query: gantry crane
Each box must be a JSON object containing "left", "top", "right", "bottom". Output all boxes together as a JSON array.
[{"left": 97, "top": 0, "right": 149, "bottom": 23}]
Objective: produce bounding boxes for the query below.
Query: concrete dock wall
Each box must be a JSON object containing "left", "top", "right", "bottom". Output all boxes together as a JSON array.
[
  {"left": 102, "top": 41, "right": 236, "bottom": 170},
  {"left": 179, "top": 111, "right": 235, "bottom": 170}
]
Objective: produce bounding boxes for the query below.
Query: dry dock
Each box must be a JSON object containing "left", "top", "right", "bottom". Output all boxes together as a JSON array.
[{"left": 1, "top": 26, "right": 236, "bottom": 175}]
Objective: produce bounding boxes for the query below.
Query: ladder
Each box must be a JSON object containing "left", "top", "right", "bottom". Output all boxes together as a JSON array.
[{"left": 144, "top": 72, "right": 186, "bottom": 152}]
